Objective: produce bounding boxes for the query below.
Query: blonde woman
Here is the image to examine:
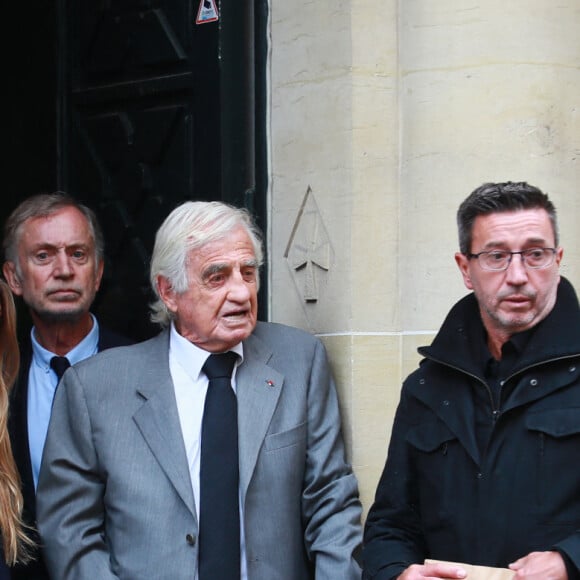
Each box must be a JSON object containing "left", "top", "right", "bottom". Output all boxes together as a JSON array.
[{"left": 0, "top": 280, "right": 32, "bottom": 578}]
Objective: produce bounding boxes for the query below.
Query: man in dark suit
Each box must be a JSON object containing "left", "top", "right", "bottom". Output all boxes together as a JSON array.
[
  {"left": 37, "top": 200, "right": 362, "bottom": 579},
  {"left": 2, "top": 193, "right": 132, "bottom": 580}
]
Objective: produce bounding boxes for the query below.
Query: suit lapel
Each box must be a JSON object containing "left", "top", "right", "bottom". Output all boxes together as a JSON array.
[
  {"left": 132, "top": 333, "right": 197, "bottom": 519},
  {"left": 237, "top": 333, "right": 283, "bottom": 504},
  {"left": 129, "top": 331, "right": 286, "bottom": 516}
]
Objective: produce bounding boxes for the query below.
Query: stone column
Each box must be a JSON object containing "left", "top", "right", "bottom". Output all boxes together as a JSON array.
[{"left": 268, "top": 0, "right": 580, "bottom": 516}]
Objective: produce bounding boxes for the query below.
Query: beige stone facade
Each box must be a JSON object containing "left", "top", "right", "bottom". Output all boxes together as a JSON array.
[{"left": 266, "top": 1, "right": 580, "bottom": 515}]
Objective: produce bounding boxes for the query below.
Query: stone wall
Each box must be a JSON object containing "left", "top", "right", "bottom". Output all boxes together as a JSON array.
[{"left": 267, "top": 0, "right": 580, "bottom": 515}]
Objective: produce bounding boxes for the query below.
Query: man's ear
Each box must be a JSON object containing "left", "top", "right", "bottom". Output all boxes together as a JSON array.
[
  {"left": 2, "top": 261, "right": 24, "bottom": 296},
  {"left": 454, "top": 252, "right": 474, "bottom": 290},
  {"left": 94, "top": 259, "right": 105, "bottom": 291},
  {"left": 156, "top": 275, "right": 178, "bottom": 313}
]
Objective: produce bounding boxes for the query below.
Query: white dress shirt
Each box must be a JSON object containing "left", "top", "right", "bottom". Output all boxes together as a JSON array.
[{"left": 168, "top": 322, "right": 247, "bottom": 580}]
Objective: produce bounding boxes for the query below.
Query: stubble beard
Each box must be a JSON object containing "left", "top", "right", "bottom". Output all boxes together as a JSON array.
[{"left": 31, "top": 292, "right": 95, "bottom": 325}]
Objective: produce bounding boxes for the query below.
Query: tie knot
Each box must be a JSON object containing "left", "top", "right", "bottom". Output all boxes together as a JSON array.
[
  {"left": 50, "top": 356, "right": 71, "bottom": 380},
  {"left": 202, "top": 352, "right": 238, "bottom": 380}
]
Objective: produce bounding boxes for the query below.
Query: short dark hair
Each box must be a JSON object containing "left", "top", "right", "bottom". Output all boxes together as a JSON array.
[
  {"left": 2, "top": 192, "right": 104, "bottom": 271},
  {"left": 457, "top": 181, "right": 558, "bottom": 254}
]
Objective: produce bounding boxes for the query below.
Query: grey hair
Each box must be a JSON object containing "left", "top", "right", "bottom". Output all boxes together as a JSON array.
[
  {"left": 456, "top": 181, "right": 558, "bottom": 255},
  {"left": 149, "top": 201, "right": 264, "bottom": 327},
  {"left": 2, "top": 192, "right": 104, "bottom": 274}
]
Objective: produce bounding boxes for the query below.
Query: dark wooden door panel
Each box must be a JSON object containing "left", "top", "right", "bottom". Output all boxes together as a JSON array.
[
  {"left": 62, "top": 0, "right": 220, "bottom": 340},
  {"left": 3, "top": 0, "right": 266, "bottom": 341},
  {"left": 72, "top": 2, "right": 190, "bottom": 80}
]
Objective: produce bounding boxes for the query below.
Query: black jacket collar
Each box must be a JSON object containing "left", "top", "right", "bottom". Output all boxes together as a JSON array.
[{"left": 419, "top": 276, "right": 580, "bottom": 379}]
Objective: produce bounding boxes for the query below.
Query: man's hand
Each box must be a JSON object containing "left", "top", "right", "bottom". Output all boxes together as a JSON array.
[
  {"left": 398, "top": 562, "right": 467, "bottom": 579},
  {"left": 509, "top": 550, "right": 567, "bottom": 580}
]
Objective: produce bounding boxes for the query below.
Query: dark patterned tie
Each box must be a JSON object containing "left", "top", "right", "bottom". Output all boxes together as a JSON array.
[
  {"left": 50, "top": 356, "right": 70, "bottom": 380},
  {"left": 199, "top": 352, "right": 240, "bottom": 580}
]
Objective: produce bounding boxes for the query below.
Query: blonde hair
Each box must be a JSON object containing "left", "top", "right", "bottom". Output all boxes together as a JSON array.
[{"left": 0, "top": 279, "right": 33, "bottom": 564}]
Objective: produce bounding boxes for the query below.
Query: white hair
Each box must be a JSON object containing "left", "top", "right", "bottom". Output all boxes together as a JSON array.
[{"left": 149, "top": 201, "right": 263, "bottom": 327}]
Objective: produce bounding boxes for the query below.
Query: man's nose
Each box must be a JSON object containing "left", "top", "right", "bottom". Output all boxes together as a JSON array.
[
  {"left": 228, "top": 271, "right": 251, "bottom": 300},
  {"left": 505, "top": 253, "right": 529, "bottom": 284},
  {"left": 53, "top": 253, "right": 73, "bottom": 277}
]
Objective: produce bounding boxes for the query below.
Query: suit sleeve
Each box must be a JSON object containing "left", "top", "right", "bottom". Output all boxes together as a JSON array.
[
  {"left": 36, "top": 367, "right": 120, "bottom": 580},
  {"left": 302, "top": 339, "right": 363, "bottom": 579}
]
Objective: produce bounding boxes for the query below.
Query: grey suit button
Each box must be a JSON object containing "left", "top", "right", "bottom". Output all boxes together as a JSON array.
[{"left": 186, "top": 534, "right": 196, "bottom": 546}]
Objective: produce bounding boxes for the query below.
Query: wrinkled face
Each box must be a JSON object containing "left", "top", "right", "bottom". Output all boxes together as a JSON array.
[
  {"left": 158, "top": 226, "right": 259, "bottom": 353},
  {"left": 455, "top": 209, "right": 562, "bottom": 343},
  {"left": 3, "top": 206, "right": 103, "bottom": 323}
]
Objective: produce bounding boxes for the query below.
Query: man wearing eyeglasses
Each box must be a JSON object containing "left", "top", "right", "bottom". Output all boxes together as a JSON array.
[{"left": 364, "top": 182, "right": 580, "bottom": 580}]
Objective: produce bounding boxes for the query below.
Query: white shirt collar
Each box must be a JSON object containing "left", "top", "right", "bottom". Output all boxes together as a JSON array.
[{"left": 168, "top": 322, "right": 244, "bottom": 382}]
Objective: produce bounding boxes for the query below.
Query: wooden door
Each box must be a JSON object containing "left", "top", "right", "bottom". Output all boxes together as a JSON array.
[
  {"left": 2, "top": 0, "right": 267, "bottom": 341},
  {"left": 59, "top": 0, "right": 267, "bottom": 340}
]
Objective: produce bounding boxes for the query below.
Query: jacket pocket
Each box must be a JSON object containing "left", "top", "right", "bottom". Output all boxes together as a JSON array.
[
  {"left": 526, "top": 408, "right": 580, "bottom": 438},
  {"left": 406, "top": 421, "right": 459, "bottom": 531},
  {"left": 407, "top": 420, "right": 457, "bottom": 453},
  {"left": 264, "top": 421, "right": 307, "bottom": 452},
  {"left": 526, "top": 407, "right": 580, "bottom": 522}
]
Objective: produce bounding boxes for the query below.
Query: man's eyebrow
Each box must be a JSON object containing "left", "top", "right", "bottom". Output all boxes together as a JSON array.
[
  {"left": 201, "top": 259, "right": 258, "bottom": 279},
  {"left": 202, "top": 263, "right": 229, "bottom": 278},
  {"left": 523, "top": 236, "right": 550, "bottom": 246},
  {"left": 482, "top": 236, "right": 548, "bottom": 250},
  {"left": 29, "top": 243, "right": 56, "bottom": 253},
  {"left": 30, "top": 242, "right": 90, "bottom": 251}
]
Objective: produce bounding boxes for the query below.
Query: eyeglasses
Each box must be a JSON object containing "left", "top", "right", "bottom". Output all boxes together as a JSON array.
[{"left": 466, "top": 247, "right": 557, "bottom": 271}]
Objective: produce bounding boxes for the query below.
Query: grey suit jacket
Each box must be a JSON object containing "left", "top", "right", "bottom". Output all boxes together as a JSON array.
[{"left": 37, "top": 321, "right": 362, "bottom": 579}]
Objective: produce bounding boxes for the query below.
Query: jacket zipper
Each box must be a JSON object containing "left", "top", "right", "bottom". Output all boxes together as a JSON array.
[{"left": 420, "top": 352, "right": 580, "bottom": 423}]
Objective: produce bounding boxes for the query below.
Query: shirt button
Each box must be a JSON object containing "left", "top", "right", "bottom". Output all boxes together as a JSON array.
[
  {"left": 476, "top": 472, "right": 483, "bottom": 479},
  {"left": 186, "top": 534, "right": 196, "bottom": 546}
]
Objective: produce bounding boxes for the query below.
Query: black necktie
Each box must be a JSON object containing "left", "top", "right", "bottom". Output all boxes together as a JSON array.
[
  {"left": 50, "top": 356, "right": 70, "bottom": 380},
  {"left": 199, "top": 352, "right": 240, "bottom": 580}
]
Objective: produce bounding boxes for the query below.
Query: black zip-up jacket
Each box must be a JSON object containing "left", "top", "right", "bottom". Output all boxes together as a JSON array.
[{"left": 363, "top": 277, "right": 580, "bottom": 580}]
